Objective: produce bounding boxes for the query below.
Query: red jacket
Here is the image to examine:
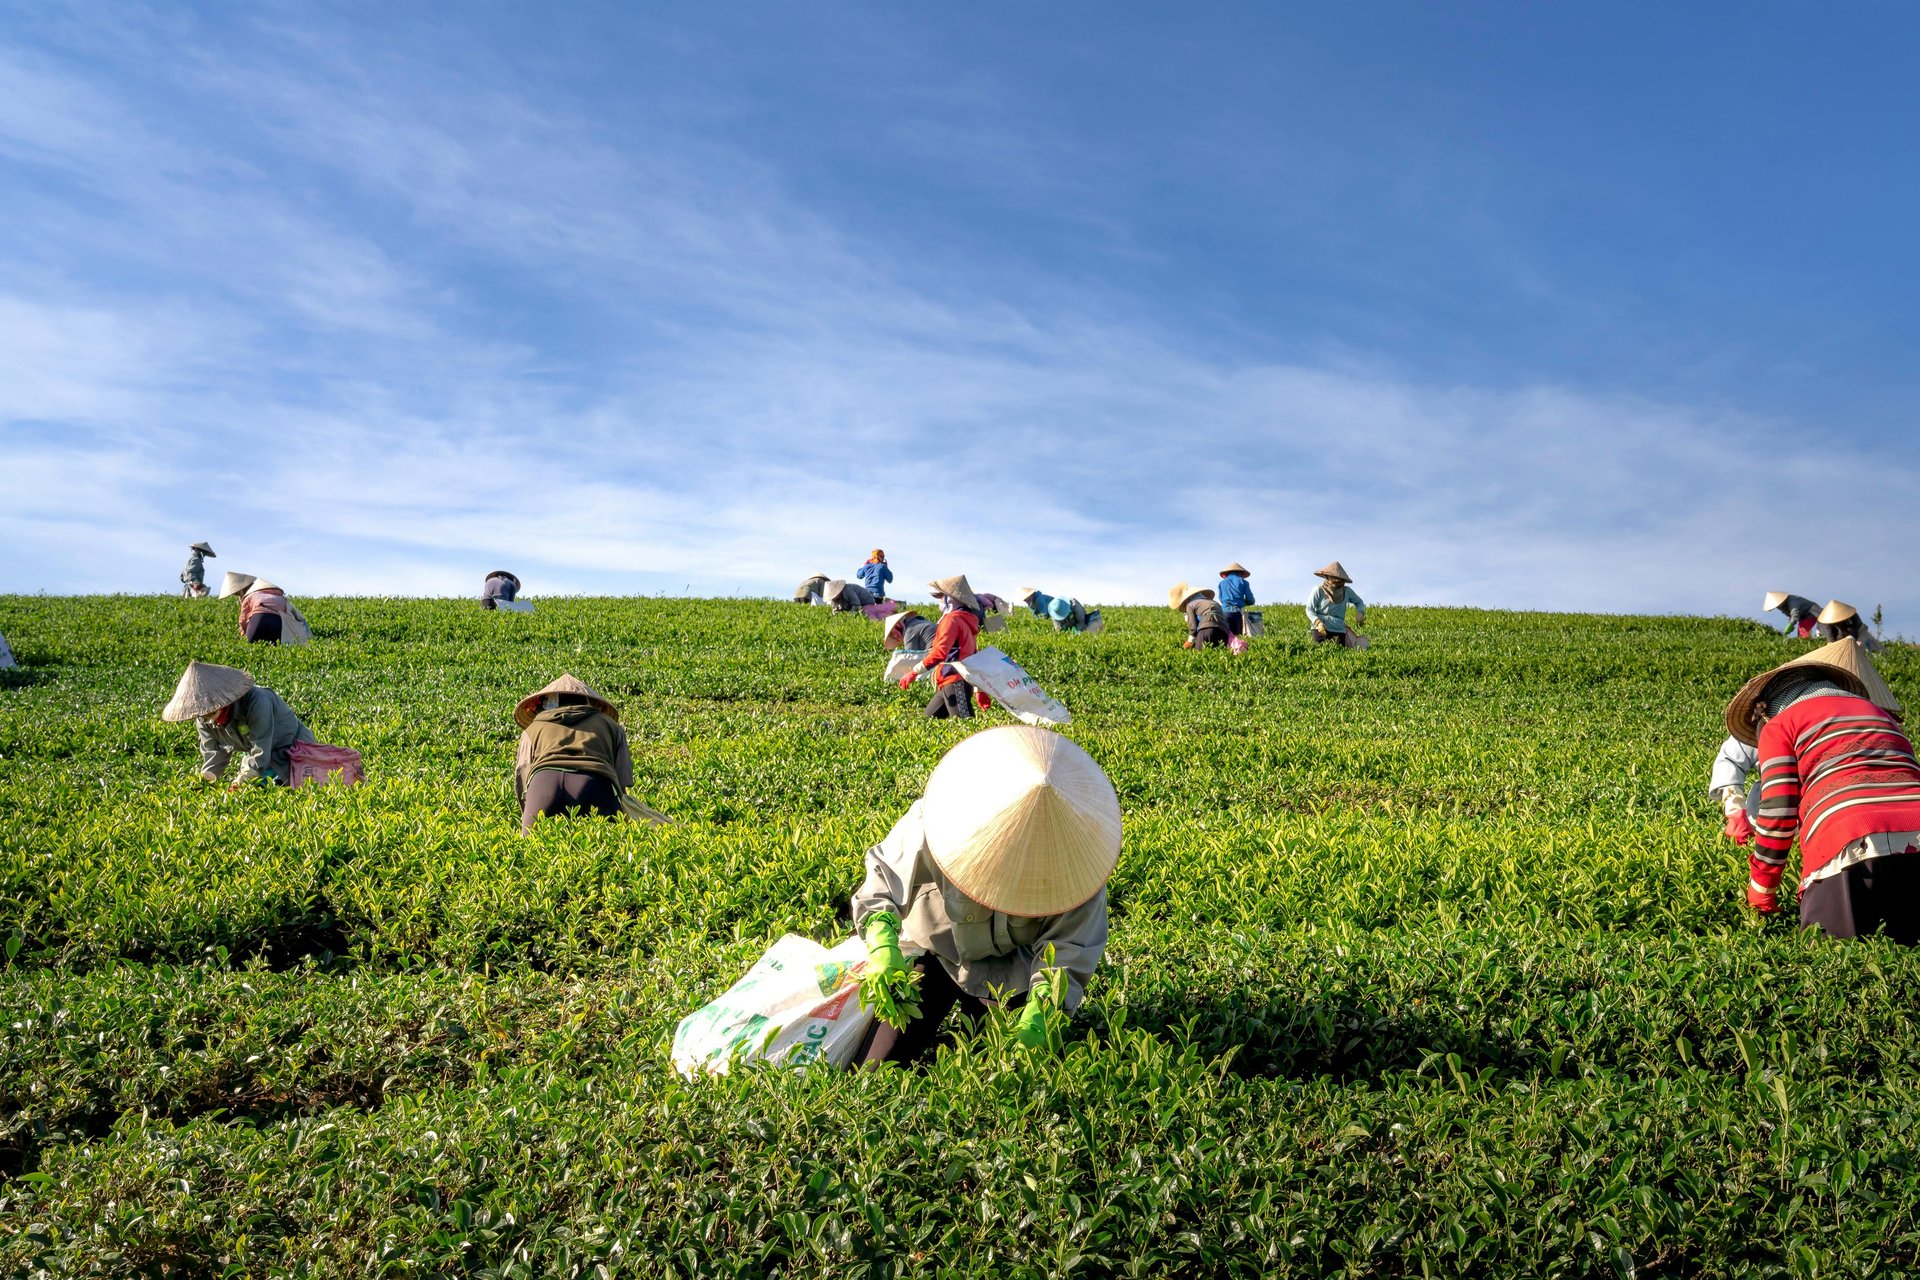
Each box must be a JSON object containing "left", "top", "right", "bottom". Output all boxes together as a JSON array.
[
  {"left": 1752, "top": 693, "right": 1920, "bottom": 892},
  {"left": 922, "top": 610, "right": 980, "bottom": 689}
]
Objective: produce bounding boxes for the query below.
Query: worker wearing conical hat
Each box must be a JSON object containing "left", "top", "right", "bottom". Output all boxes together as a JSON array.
[
  {"left": 851, "top": 726, "right": 1121, "bottom": 1065},
  {"left": 481, "top": 570, "right": 522, "bottom": 611},
  {"left": 903, "top": 575, "right": 988, "bottom": 718},
  {"left": 823, "top": 578, "right": 877, "bottom": 614},
  {"left": 1170, "top": 583, "right": 1229, "bottom": 649},
  {"left": 180, "top": 541, "right": 216, "bottom": 598},
  {"left": 882, "top": 610, "right": 937, "bottom": 654},
  {"left": 1306, "top": 562, "right": 1366, "bottom": 647},
  {"left": 856, "top": 549, "right": 894, "bottom": 602},
  {"left": 1216, "top": 563, "right": 1255, "bottom": 637},
  {"left": 793, "top": 574, "right": 831, "bottom": 605},
  {"left": 513, "top": 675, "right": 639, "bottom": 832},
  {"left": 161, "top": 661, "right": 316, "bottom": 788},
  {"left": 1817, "top": 600, "right": 1882, "bottom": 652},
  {"left": 1762, "top": 591, "right": 1819, "bottom": 638},
  {"left": 1726, "top": 639, "right": 1920, "bottom": 939},
  {"left": 220, "top": 574, "right": 312, "bottom": 645}
]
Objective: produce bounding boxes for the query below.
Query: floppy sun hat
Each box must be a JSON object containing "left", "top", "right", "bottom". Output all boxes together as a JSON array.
[
  {"left": 1314, "top": 561, "right": 1352, "bottom": 583},
  {"left": 1762, "top": 591, "right": 1791, "bottom": 611},
  {"left": 1046, "top": 596, "right": 1074, "bottom": 622},
  {"left": 1819, "top": 600, "right": 1859, "bottom": 626},
  {"left": 218, "top": 571, "right": 258, "bottom": 598},
  {"left": 1724, "top": 638, "right": 1900, "bottom": 746},
  {"left": 161, "top": 661, "right": 255, "bottom": 721},
  {"left": 515, "top": 674, "right": 619, "bottom": 729},
  {"left": 920, "top": 726, "right": 1122, "bottom": 918}
]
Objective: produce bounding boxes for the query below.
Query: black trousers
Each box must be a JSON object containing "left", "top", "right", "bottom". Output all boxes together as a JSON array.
[
  {"left": 924, "top": 682, "right": 974, "bottom": 719},
  {"left": 520, "top": 769, "right": 621, "bottom": 832},
  {"left": 243, "top": 613, "right": 282, "bottom": 644},
  {"left": 1223, "top": 611, "right": 1245, "bottom": 636},
  {"left": 1191, "top": 626, "right": 1229, "bottom": 649},
  {"left": 1799, "top": 855, "right": 1920, "bottom": 944},
  {"left": 856, "top": 956, "right": 995, "bottom": 1068}
]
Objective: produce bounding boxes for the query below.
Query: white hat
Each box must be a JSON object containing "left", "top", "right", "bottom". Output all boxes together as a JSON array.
[
  {"left": 1818, "top": 600, "right": 1859, "bottom": 626},
  {"left": 1168, "top": 582, "right": 1214, "bottom": 611},
  {"left": 920, "top": 726, "right": 1122, "bottom": 918},
  {"left": 881, "top": 611, "right": 919, "bottom": 649},
  {"left": 1762, "top": 591, "right": 1790, "bottom": 611},
  {"left": 161, "top": 661, "right": 254, "bottom": 721},
  {"left": 218, "top": 571, "right": 257, "bottom": 598}
]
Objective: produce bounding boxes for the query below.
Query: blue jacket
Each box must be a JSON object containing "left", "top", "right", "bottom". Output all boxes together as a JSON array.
[
  {"left": 1217, "top": 575, "right": 1254, "bottom": 610},
  {"left": 856, "top": 561, "right": 894, "bottom": 597}
]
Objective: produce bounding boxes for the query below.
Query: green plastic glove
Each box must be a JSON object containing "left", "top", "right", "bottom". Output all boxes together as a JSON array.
[
  {"left": 1014, "top": 999, "right": 1057, "bottom": 1051},
  {"left": 863, "top": 912, "right": 907, "bottom": 977}
]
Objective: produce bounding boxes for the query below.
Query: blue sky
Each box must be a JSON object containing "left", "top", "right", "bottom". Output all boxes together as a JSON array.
[{"left": 3, "top": 2, "right": 1916, "bottom": 625}]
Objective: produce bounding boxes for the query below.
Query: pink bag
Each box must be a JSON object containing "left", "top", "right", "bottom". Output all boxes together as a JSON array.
[
  {"left": 1228, "top": 633, "right": 1250, "bottom": 655},
  {"left": 287, "top": 742, "right": 366, "bottom": 788}
]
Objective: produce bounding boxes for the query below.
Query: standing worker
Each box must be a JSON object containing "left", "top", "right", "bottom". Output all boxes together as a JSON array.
[
  {"left": 1171, "top": 583, "right": 1229, "bottom": 649},
  {"left": 900, "top": 575, "right": 988, "bottom": 718},
  {"left": 1727, "top": 639, "right": 1920, "bottom": 940},
  {"left": 161, "top": 661, "right": 316, "bottom": 789},
  {"left": 1306, "top": 562, "right": 1367, "bottom": 647},
  {"left": 1818, "top": 601, "right": 1883, "bottom": 652},
  {"left": 513, "top": 674, "right": 637, "bottom": 832},
  {"left": 1763, "top": 591, "right": 1819, "bottom": 638},
  {"left": 180, "top": 542, "right": 216, "bottom": 598},
  {"left": 857, "top": 550, "right": 895, "bottom": 603},
  {"left": 851, "top": 726, "right": 1120, "bottom": 1064},
  {"left": 1216, "top": 563, "right": 1255, "bottom": 636}
]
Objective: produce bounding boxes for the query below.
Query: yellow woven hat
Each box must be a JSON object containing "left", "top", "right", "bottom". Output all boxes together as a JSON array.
[
  {"left": 217, "top": 571, "right": 257, "bottom": 598},
  {"left": 515, "top": 674, "right": 619, "bottom": 729},
  {"left": 1220, "top": 562, "right": 1251, "bottom": 577},
  {"left": 1818, "top": 600, "right": 1859, "bottom": 626},
  {"left": 161, "top": 661, "right": 254, "bottom": 721},
  {"left": 920, "top": 726, "right": 1122, "bottom": 917},
  {"left": 1314, "top": 561, "right": 1352, "bottom": 582},
  {"left": 1168, "top": 582, "right": 1214, "bottom": 611},
  {"left": 1762, "top": 591, "right": 1790, "bottom": 611},
  {"left": 928, "top": 574, "right": 981, "bottom": 612},
  {"left": 1724, "top": 639, "right": 1900, "bottom": 745},
  {"left": 190, "top": 541, "right": 215, "bottom": 556}
]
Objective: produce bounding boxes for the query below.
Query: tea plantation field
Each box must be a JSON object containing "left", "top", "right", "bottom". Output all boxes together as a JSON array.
[{"left": 4, "top": 594, "right": 1919, "bottom": 1277}]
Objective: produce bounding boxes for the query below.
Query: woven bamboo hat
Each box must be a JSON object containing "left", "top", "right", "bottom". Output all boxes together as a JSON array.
[
  {"left": 1314, "top": 561, "right": 1353, "bottom": 583},
  {"left": 190, "top": 541, "right": 215, "bottom": 556},
  {"left": 1724, "top": 639, "right": 1900, "bottom": 745},
  {"left": 1220, "top": 562, "right": 1251, "bottom": 577},
  {"left": 1818, "top": 600, "right": 1859, "bottom": 626},
  {"left": 218, "top": 571, "right": 257, "bottom": 598},
  {"left": 823, "top": 578, "right": 850, "bottom": 604},
  {"left": 161, "top": 661, "right": 254, "bottom": 721},
  {"left": 1762, "top": 591, "right": 1790, "bottom": 611},
  {"left": 250, "top": 579, "right": 280, "bottom": 594},
  {"left": 1168, "top": 582, "right": 1213, "bottom": 611},
  {"left": 929, "top": 574, "right": 981, "bottom": 612},
  {"left": 486, "top": 570, "right": 520, "bottom": 588},
  {"left": 881, "top": 610, "right": 919, "bottom": 648},
  {"left": 921, "top": 726, "right": 1122, "bottom": 917},
  {"left": 1018, "top": 586, "right": 1041, "bottom": 601},
  {"left": 514, "top": 674, "right": 619, "bottom": 728}
]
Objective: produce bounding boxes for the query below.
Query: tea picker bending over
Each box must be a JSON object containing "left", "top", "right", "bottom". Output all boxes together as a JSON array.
[
  {"left": 180, "top": 541, "right": 215, "bottom": 597},
  {"left": 1307, "top": 561, "right": 1367, "bottom": 646},
  {"left": 824, "top": 578, "right": 878, "bottom": 614},
  {"left": 481, "top": 570, "right": 522, "bottom": 610},
  {"left": 851, "top": 726, "right": 1120, "bottom": 1065},
  {"left": 1817, "top": 600, "right": 1882, "bottom": 653},
  {"left": 1171, "top": 582, "right": 1228, "bottom": 649},
  {"left": 1020, "top": 587, "right": 1096, "bottom": 634},
  {"left": 883, "top": 610, "right": 937, "bottom": 655},
  {"left": 1727, "top": 639, "right": 1920, "bottom": 940},
  {"left": 1763, "top": 590, "right": 1818, "bottom": 638},
  {"left": 793, "top": 574, "right": 831, "bottom": 605},
  {"left": 513, "top": 674, "right": 645, "bottom": 833},
  {"left": 221, "top": 573, "right": 312, "bottom": 645},
  {"left": 161, "top": 661, "right": 316, "bottom": 790}
]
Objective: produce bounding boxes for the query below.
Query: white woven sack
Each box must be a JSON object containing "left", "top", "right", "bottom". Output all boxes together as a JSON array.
[
  {"left": 671, "top": 934, "right": 877, "bottom": 1076},
  {"left": 884, "top": 651, "right": 925, "bottom": 684},
  {"left": 951, "top": 646, "right": 1072, "bottom": 727}
]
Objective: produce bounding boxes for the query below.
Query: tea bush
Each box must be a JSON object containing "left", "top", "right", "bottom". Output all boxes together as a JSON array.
[{"left": 3, "top": 594, "right": 1917, "bottom": 1276}]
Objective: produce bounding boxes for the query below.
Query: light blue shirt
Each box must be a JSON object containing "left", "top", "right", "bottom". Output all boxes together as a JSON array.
[{"left": 1306, "top": 583, "right": 1364, "bottom": 634}]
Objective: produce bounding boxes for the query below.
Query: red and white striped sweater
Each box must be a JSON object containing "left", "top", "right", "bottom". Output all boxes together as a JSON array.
[{"left": 1752, "top": 693, "right": 1920, "bottom": 894}]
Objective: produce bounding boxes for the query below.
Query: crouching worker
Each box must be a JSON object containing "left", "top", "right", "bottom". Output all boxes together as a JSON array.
[
  {"left": 1727, "top": 639, "right": 1920, "bottom": 940},
  {"left": 1307, "top": 561, "right": 1366, "bottom": 646},
  {"left": 161, "top": 661, "right": 315, "bottom": 789},
  {"left": 221, "top": 573, "right": 312, "bottom": 644},
  {"left": 482, "top": 570, "right": 522, "bottom": 610},
  {"left": 851, "top": 726, "right": 1120, "bottom": 1065},
  {"left": 1171, "top": 582, "right": 1228, "bottom": 648},
  {"left": 883, "top": 609, "right": 937, "bottom": 654},
  {"left": 513, "top": 675, "right": 636, "bottom": 832}
]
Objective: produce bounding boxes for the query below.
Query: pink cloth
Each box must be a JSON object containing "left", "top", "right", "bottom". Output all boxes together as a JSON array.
[{"left": 287, "top": 742, "right": 365, "bottom": 788}]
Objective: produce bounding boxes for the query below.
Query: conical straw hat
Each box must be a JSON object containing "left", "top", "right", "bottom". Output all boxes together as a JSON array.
[
  {"left": 190, "top": 541, "right": 215, "bottom": 556},
  {"left": 881, "top": 610, "right": 918, "bottom": 647},
  {"left": 1819, "top": 600, "right": 1858, "bottom": 626},
  {"left": 1167, "top": 582, "right": 1213, "bottom": 611},
  {"left": 1220, "top": 562, "right": 1250, "bottom": 577},
  {"left": 1314, "top": 561, "right": 1352, "bottom": 582},
  {"left": 1762, "top": 591, "right": 1790, "bottom": 612},
  {"left": 1724, "top": 639, "right": 1900, "bottom": 745},
  {"left": 823, "top": 579, "right": 850, "bottom": 603},
  {"left": 920, "top": 726, "right": 1122, "bottom": 917},
  {"left": 250, "top": 579, "right": 280, "bottom": 594},
  {"left": 928, "top": 575, "right": 980, "bottom": 612},
  {"left": 161, "top": 661, "right": 254, "bottom": 721},
  {"left": 514, "top": 673, "right": 619, "bottom": 728},
  {"left": 1018, "top": 586, "right": 1041, "bottom": 600},
  {"left": 218, "top": 571, "right": 257, "bottom": 598}
]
